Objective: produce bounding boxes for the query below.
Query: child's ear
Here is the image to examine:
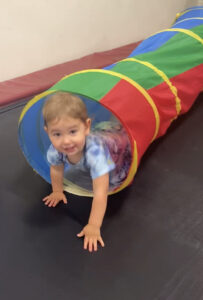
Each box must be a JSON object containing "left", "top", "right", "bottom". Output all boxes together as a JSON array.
[
  {"left": 87, "top": 118, "right": 91, "bottom": 127},
  {"left": 44, "top": 125, "right": 48, "bottom": 133},
  {"left": 86, "top": 118, "right": 91, "bottom": 133}
]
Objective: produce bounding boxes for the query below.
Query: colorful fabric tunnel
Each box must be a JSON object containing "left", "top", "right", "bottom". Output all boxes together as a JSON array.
[{"left": 18, "top": 6, "right": 203, "bottom": 196}]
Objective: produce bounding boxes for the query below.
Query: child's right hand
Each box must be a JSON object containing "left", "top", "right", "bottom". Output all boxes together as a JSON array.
[{"left": 42, "top": 191, "right": 67, "bottom": 207}]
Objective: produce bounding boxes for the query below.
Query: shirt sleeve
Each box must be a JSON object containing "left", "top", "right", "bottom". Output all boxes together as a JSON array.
[
  {"left": 86, "top": 136, "right": 115, "bottom": 179},
  {"left": 46, "top": 144, "right": 64, "bottom": 166}
]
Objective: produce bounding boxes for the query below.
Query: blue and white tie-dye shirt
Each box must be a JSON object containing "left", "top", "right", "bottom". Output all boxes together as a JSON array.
[{"left": 47, "top": 133, "right": 115, "bottom": 180}]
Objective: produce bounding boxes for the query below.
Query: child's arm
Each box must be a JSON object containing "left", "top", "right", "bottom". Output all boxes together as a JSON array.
[
  {"left": 43, "top": 164, "right": 67, "bottom": 207},
  {"left": 50, "top": 164, "right": 64, "bottom": 192},
  {"left": 89, "top": 173, "right": 109, "bottom": 227},
  {"left": 77, "top": 173, "right": 109, "bottom": 252}
]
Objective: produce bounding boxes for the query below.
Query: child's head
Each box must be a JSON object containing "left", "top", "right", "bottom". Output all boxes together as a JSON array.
[
  {"left": 43, "top": 91, "right": 88, "bottom": 127},
  {"left": 43, "top": 92, "right": 91, "bottom": 161}
]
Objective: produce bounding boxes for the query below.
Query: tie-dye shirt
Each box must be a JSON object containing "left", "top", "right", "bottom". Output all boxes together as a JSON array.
[
  {"left": 46, "top": 121, "right": 132, "bottom": 191},
  {"left": 47, "top": 134, "right": 115, "bottom": 180}
]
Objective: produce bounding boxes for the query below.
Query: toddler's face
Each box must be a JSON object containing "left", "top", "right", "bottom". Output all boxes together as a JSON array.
[{"left": 45, "top": 115, "right": 91, "bottom": 162}]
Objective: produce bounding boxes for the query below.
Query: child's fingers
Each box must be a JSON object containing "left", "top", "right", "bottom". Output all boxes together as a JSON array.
[
  {"left": 44, "top": 199, "right": 51, "bottom": 206},
  {"left": 48, "top": 200, "right": 54, "bottom": 207},
  {"left": 42, "top": 196, "right": 49, "bottom": 202},
  {"left": 62, "top": 197, "right": 67, "bottom": 204},
  {"left": 43, "top": 196, "right": 54, "bottom": 204},
  {"left": 84, "top": 236, "right": 88, "bottom": 250},
  {"left": 93, "top": 239, "right": 98, "bottom": 252},
  {"left": 84, "top": 237, "right": 104, "bottom": 251},
  {"left": 52, "top": 200, "right": 58, "bottom": 207},
  {"left": 44, "top": 197, "right": 53, "bottom": 206},
  {"left": 52, "top": 199, "right": 58, "bottom": 207},
  {"left": 77, "top": 230, "right": 84, "bottom": 238},
  {"left": 98, "top": 237, "right": 105, "bottom": 247},
  {"left": 88, "top": 238, "right": 93, "bottom": 252}
]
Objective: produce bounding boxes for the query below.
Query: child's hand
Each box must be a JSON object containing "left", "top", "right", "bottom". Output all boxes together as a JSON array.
[
  {"left": 77, "top": 224, "right": 105, "bottom": 252},
  {"left": 42, "top": 192, "right": 67, "bottom": 207}
]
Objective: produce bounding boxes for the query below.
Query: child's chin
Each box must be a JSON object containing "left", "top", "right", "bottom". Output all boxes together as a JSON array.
[{"left": 65, "top": 149, "right": 79, "bottom": 157}]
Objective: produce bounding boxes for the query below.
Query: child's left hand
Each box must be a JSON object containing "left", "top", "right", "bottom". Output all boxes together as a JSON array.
[
  {"left": 77, "top": 224, "right": 105, "bottom": 252},
  {"left": 42, "top": 191, "right": 67, "bottom": 207}
]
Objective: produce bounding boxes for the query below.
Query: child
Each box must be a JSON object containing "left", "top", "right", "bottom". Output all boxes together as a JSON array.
[{"left": 42, "top": 92, "right": 131, "bottom": 252}]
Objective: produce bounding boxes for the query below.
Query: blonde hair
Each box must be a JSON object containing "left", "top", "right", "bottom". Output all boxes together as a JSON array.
[{"left": 43, "top": 92, "right": 88, "bottom": 126}]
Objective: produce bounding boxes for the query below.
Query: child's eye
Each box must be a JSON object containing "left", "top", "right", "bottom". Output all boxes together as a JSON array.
[
  {"left": 70, "top": 130, "right": 77, "bottom": 135},
  {"left": 53, "top": 132, "right": 60, "bottom": 137}
]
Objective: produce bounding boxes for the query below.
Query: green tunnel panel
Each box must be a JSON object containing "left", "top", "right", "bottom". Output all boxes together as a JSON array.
[{"left": 49, "top": 71, "right": 120, "bottom": 101}]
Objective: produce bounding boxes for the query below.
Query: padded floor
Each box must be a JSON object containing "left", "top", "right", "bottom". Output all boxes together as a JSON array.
[{"left": 0, "top": 94, "right": 203, "bottom": 300}]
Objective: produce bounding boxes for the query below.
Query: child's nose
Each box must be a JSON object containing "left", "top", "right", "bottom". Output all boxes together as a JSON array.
[{"left": 63, "top": 135, "right": 71, "bottom": 145}]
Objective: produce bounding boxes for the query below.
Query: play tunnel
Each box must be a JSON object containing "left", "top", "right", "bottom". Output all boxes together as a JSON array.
[{"left": 18, "top": 6, "right": 203, "bottom": 196}]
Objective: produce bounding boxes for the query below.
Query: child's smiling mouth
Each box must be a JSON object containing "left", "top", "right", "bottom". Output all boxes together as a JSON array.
[{"left": 63, "top": 146, "right": 76, "bottom": 153}]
